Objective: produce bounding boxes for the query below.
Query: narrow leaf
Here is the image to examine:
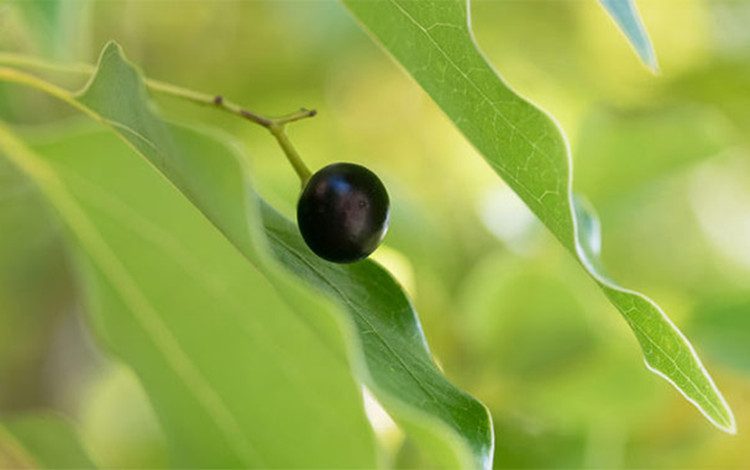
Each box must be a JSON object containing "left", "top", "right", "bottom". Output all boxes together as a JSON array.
[
  {"left": 343, "top": 0, "right": 735, "bottom": 434},
  {"left": 598, "top": 0, "right": 659, "bottom": 71}
]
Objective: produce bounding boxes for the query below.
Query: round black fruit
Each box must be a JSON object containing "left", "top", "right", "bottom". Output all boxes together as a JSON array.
[{"left": 297, "top": 162, "right": 390, "bottom": 263}]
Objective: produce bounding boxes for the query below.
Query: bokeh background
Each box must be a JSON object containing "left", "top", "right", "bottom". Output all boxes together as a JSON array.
[{"left": 1, "top": 0, "right": 749, "bottom": 467}]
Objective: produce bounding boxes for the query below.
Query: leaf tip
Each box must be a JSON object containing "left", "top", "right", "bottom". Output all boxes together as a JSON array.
[
  {"left": 643, "top": 51, "right": 660, "bottom": 75},
  {"left": 100, "top": 40, "right": 125, "bottom": 59},
  {"left": 642, "top": 357, "right": 737, "bottom": 435},
  {"left": 717, "top": 409, "right": 737, "bottom": 435},
  {"left": 598, "top": 0, "right": 660, "bottom": 74}
]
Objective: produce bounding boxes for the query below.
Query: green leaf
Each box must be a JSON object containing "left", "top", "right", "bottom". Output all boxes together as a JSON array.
[
  {"left": 342, "top": 0, "right": 735, "bottom": 434},
  {"left": 0, "top": 414, "right": 95, "bottom": 468},
  {"left": 77, "top": 42, "right": 491, "bottom": 469},
  {"left": 598, "top": 0, "right": 658, "bottom": 71},
  {"left": 78, "top": 365, "right": 169, "bottom": 468},
  {"left": 0, "top": 41, "right": 493, "bottom": 468},
  {"left": 9, "top": 0, "right": 91, "bottom": 60},
  {"left": 0, "top": 122, "right": 378, "bottom": 466},
  {"left": 691, "top": 298, "right": 750, "bottom": 373},
  {"left": 575, "top": 105, "right": 734, "bottom": 201},
  {"left": 0, "top": 136, "right": 71, "bottom": 416},
  {"left": 261, "top": 203, "right": 492, "bottom": 468}
]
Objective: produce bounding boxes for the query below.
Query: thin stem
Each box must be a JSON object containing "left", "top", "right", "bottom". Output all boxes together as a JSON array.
[
  {"left": 269, "top": 124, "right": 312, "bottom": 185},
  {"left": 0, "top": 67, "right": 93, "bottom": 118},
  {"left": 146, "top": 80, "right": 316, "bottom": 184},
  {"left": 145, "top": 79, "right": 273, "bottom": 127},
  {"left": 0, "top": 52, "right": 317, "bottom": 184},
  {"left": 273, "top": 108, "right": 318, "bottom": 125}
]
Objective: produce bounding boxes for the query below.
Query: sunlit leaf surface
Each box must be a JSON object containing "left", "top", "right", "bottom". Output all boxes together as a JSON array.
[
  {"left": 0, "top": 42, "right": 492, "bottom": 468},
  {"left": 0, "top": 121, "right": 379, "bottom": 467},
  {"left": 343, "top": 0, "right": 735, "bottom": 435}
]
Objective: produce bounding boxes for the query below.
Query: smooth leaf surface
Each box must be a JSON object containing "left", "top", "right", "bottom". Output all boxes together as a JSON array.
[
  {"left": 261, "top": 203, "right": 492, "bottom": 468},
  {"left": 80, "top": 43, "right": 490, "bottom": 469},
  {"left": 0, "top": 414, "right": 95, "bottom": 468},
  {"left": 1, "top": 123, "right": 380, "bottom": 467},
  {"left": 342, "top": 0, "right": 735, "bottom": 434},
  {"left": 77, "top": 43, "right": 490, "bottom": 469},
  {"left": 0, "top": 122, "right": 378, "bottom": 467},
  {"left": 0, "top": 42, "right": 493, "bottom": 468},
  {"left": 598, "top": 0, "right": 658, "bottom": 71}
]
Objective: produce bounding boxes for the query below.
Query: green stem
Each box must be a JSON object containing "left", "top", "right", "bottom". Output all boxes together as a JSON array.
[
  {"left": 269, "top": 124, "right": 312, "bottom": 185},
  {"left": 0, "top": 52, "right": 315, "bottom": 184}
]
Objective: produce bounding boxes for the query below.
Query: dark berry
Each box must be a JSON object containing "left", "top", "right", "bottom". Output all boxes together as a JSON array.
[{"left": 297, "top": 162, "right": 390, "bottom": 263}]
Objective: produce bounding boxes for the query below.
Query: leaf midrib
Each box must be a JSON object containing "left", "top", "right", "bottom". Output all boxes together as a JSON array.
[
  {"left": 375, "top": 0, "right": 733, "bottom": 432},
  {"left": 265, "top": 228, "right": 443, "bottom": 405},
  {"left": 386, "top": 0, "right": 566, "bottom": 218},
  {"left": 621, "top": 301, "right": 728, "bottom": 423}
]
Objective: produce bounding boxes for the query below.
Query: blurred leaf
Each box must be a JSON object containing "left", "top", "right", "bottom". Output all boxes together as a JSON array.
[
  {"left": 457, "top": 252, "right": 597, "bottom": 380},
  {"left": 0, "top": 141, "right": 72, "bottom": 412},
  {"left": 79, "top": 365, "right": 168, "bottom": 468},
  {"left": 575, "top": 105, "right": 734, "bottom": 201},
  {"left": 492, "top": 413, "right": 585, "bottom": 469},
  {"left": 343, "top": 0, "right": 735, "bottom": 434},
  {"left": 668, "top": 59, "right": 750, "bottom": 148},
  {"left": 10, "top": 0, "right": 91, "bottom": 60},
  {"left": 0, "top": 414, "right": 95, "bottom": 468},
  {"left": 0, "top": 122, "right": 379, "bottom": 467},
  {"left": 691, "top": 297, "right": 750, "bottom": 373},
  {"left": 456, "top": 250, "right": 663, "bottom": 437},
  {"left": 598, "top": 0, "right": 658, "bottom": 71},
  {"left": 0, "top": 41, "right": 493, "bottom": 468}
]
